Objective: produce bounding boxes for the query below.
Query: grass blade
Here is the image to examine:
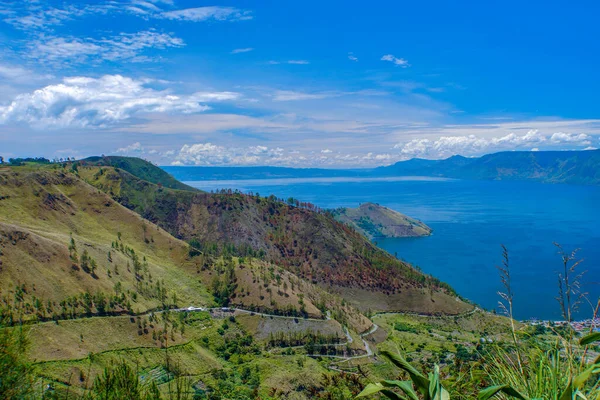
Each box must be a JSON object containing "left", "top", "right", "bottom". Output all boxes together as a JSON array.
[{"left": 479, "top": 384, "right": 529, "bottom": 400}]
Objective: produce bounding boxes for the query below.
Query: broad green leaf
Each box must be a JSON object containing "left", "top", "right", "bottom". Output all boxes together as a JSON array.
[
  {"left": 382, "top": 380, "right": 419, "bottom": 400},
  {"left": 381, "top": 351, "right": 430, "bottom": 395},
  {"left": 357, "top": 383, "right": 385, "bottom": 398},
  {"left": 573, "top": 363, "right": 600, "bottom": 389},
  {"left": 579, "top": 332, "right": 600, "bottom": 346},
  {"left": 438, "top": 386, "right": 450, "bottom": 400},
  {"left": 478, "top": 384, "right": 529, "bottom": 400}
]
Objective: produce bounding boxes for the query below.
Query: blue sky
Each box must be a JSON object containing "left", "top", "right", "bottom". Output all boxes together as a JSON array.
[{"left": 0, "top": 0, "right": 599, "bottom": 167}]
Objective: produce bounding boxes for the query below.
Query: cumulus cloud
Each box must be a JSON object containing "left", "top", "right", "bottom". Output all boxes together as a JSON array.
[
  {"left": 116, "top": 142, "right": 144, "bottom": 154},
  {"left": 172, "top": 143, "right": 401, "bottom": 167},
  {"left": 174, "top": 143, "right": 288, "bottom": 166},
  {"left": 0, "top": 74, "right": 239, "bottom": 129},
  {"left": 394, "top": 130, "right": 594, "bottom": 158},
  {"left": 160, "top": 6, "right": 252, "bottom": 22},
  {"left": 381, "top": 54, "right": 409, "bottom": 67},
  {"left": 27, "top": 30, "right": 184, "bottom": 65},
  {"left": 549, "top": 132, "right": 592, "bottom": 145}
]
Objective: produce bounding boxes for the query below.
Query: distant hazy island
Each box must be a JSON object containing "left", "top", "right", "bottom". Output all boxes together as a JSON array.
[{"left": 331, "top": 202, "right": 432, "bottom": 239}]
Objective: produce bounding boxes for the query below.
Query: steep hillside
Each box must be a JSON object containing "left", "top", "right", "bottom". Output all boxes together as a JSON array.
[
  {"left": 79, "top": 159, "right": 470, "bottom": 315},
  {"left": 331, "top": 202, "right": 432, "bottom": 239},
  {"left": 0, "top": 165, "right": 212, "bottom": 323},
  {"left": 379, "top": 150, "right": 600, "bottom": 185},
  {"left": 0, "top": 164, "right": 370, "bottom": 330}
]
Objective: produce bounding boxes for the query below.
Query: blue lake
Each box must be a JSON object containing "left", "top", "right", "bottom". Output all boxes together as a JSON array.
[{"left": 179, "top": 176, "right": 600, "bottom": 320}]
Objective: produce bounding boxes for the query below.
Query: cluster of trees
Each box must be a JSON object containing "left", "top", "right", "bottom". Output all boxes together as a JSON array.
[
  {"left": 198, "top": 366, "right": 261, "bottom": 399},
  {"left": 69, "top": 235, "right": 98, "bottom": 277},
  {"left": 211, "top": 190, "right": 325, "bottom": 214},
  {"left": 215, "top": 332, "right": 261, "bottom": 362},
  {"left": 211, "top": 260, "right": 237, "bottom": 307},
  {"left": 0, "top": 156, "right": 80, "bottom": 166},
  {"left": 110, "top": 234, "right": 177, "bottom": 309},
  {"left": 0, "top": 283, "right": 134, "bottom": 325}
]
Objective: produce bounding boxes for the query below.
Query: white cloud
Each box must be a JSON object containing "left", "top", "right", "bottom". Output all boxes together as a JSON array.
[
  {"left": 27, "top": 30, "right": 185, "bottom": 65},
  {"left": 381, "top": 54, "right": 410, "bottom": 67},
  {"left": 2, "top": 2, "right": 251, "bottom": 32},
  {"left": 321, "top": 149, "right": 332, "bottom": 153},
  {"left": 116, "top": 142, "right": 144, "bottom": 154},
  {"left": 160, "top": 6, "right": 252, "bottom": 22},
  {"left": 269, "top": 60, "right": 310, "bottom": 65},
  {"left": 230, "top": 47, "right": 254, "bottom": 54},
  {"left": 394, "top": 130, "right": 595, "bottom": 159},
  {"left": 3, "top": 4, "right": 87, "bottom": 30},
  {"left": 348, "top": 52, "right": 358, "bottom": 62},
  {"left": 174, "top": 143, "right": 287, "bottom": 166},
  {"left": 0, "top": 74, "right": 239, "bottom": 129},
  {"left": 549, "top": 132, "right": 592, "bottom": 145}
]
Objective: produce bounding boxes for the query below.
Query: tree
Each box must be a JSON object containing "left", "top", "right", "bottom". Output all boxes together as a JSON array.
[
  {"left": 90, "top": 360, "right": 161, "bottom": 399},
  {"left": 0, "top": 156, "right": 3, "bottom": 164}
]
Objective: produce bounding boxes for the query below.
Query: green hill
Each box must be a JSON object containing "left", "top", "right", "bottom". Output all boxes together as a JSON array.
[
  {"left": 83, "top": 156, "right": 197, "bottom": 191},
  {"left": 331, "top": 202, "right": 432, "bottom": 239}
]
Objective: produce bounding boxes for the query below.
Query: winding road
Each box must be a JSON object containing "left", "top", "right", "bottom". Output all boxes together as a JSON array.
[
  {"left": 174, "top": 306, "right": 380, "bottom": 360},
  {"left": 173, "top": 304, "right": 480, "bottom": 363}
]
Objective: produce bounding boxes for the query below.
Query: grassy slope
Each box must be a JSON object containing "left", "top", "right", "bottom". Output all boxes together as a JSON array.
[
  {"left": 332, "top": 202, "right": 432, "bottom": 239},
  {"left": 80, "top": 160, "right": 469, "bottom": 315},
  {"left": 0, "top": 165, "right": 212, "bottom": 317}
]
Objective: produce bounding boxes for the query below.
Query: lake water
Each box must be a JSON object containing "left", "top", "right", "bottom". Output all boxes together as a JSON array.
[{"left": 180, "top": 176, "right": 600, "bottom": 320}]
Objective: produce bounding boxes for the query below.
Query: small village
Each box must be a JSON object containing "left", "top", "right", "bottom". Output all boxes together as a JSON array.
[{"left": 526, "top": 318, "right": 600, "bottom": 333}]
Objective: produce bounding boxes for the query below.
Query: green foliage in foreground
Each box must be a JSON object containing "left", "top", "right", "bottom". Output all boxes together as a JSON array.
[
  {"left": 357, "top": 351, "right": 449, "bottom": 400},
  {"left": 358, "top": 334, "right": 600, "bottom": 400}
]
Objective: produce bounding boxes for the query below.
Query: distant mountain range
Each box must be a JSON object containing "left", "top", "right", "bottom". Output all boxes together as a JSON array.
[
  {"left": 164, "top": 149, "right": 600, "bottom": 186},
  {"left": 377, "top": 149, "right": 600, "bottom": 185}
]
